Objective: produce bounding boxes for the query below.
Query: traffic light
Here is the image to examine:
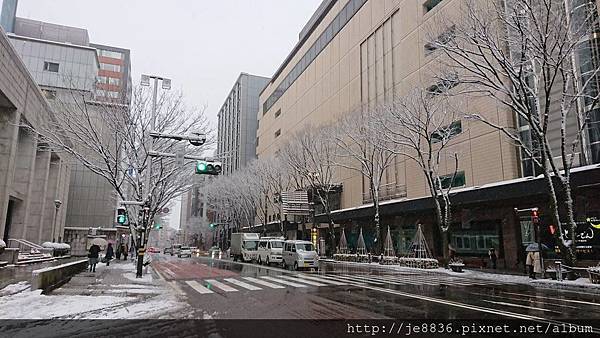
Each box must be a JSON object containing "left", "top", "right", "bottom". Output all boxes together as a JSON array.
[
  {"left": 195, "top": 160, "right": 222, "bottom": 175},
  {"left": 209, "top": 223, "right": 216, "bottom": 229},
  {"left": 116, "top": 207, "right": 128, "bottom": 225},
  {"left": 154, "top": 222, "right": 162, "bottom": 230}
]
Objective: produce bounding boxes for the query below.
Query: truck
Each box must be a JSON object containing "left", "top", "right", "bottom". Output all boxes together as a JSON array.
[{"left": 230, "top": 233, "right": 260, "bottom": 262}]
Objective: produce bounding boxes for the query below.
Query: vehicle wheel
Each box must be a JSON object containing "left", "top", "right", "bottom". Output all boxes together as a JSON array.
[
  {"left": 293, "top": 262, "right": 299, "bottom": 271},
  {"left": 266, "top": 257, "right": 270, "bottom": 266},
  {"left": 282, "top": 261, "right": 287, "bottom": 270},
  {"left": 257, "top": 256, "right": 262, "bottom": 265}
]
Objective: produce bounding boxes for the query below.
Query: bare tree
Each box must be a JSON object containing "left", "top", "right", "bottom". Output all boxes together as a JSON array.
[
  {"left": 333, "top": 108, "right": 396, "bottom": 254},
  {"left": 433, "top": 0, "right": 600, "bottom": 265},
  {"left": 281, "top": 124, "right": 341, "bottom": 255},
  {"left": 378, "top": 89, "right": 462, "bottom": 259},
  {"left": 36, "top": 86, "right": 213, "bottom": 254}
]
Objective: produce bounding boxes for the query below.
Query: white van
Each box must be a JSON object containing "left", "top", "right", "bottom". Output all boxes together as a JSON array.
[
  {"left": 282, "top": 240, "right": 319, "bottom": 270},
  {"left": 257, "top": 237, "right": 284, "bottom": 266}
]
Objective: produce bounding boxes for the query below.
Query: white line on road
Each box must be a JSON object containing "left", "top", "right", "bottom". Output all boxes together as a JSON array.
[
  {"left": 223, "top": 278, "right": 262, "bottom": 291},
  {"left": 278, "top": 275, "right": 327, "bottom": 286},
  {"left": 501, "top": 291, "right": 600, "bottom": 307},
  {"left": 481, "top": 300, "right": 562, "bottom": 314},
  {"left": 260, "top": 276, "right": 307, "bottom": 287},
  {"left": 299, "top": 275, "right": 348, "bottom": 285},
  {"left": 242, "top": 277, "right": 285, "bottom": 289},
  {"left": 185, "top": 280, "right": 213, "bottom": 294},
  {"left": 205, "top": 279, "right": 238, "bottom": 292},
  {"left": 316, "top": 274, "right": 368, "bottom": 286}
]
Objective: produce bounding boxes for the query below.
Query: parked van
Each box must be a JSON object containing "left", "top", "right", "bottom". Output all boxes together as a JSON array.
[
  {"left": 282, "top": 240, "right": 318, "bottom": 270},
  {"left": 257, "top": 237, "right": 284, "bottom": 266}
]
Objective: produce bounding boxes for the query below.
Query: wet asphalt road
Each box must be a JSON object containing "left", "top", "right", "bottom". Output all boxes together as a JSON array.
[{"left": 152, "top": 254, "right": 600, "bottom": 325}]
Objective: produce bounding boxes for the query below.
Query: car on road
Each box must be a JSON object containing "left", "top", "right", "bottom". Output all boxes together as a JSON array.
[
  {"left": 282, "top": 240, "right": 318, "bottom": 270},
  {"left": 177, "top": 246, "right": 192, "bottom": 258},
  {"left": 163, "top": 247, "right": 172, "bottom": 255},
  {"left": 171, "top": 244, "right": 183, "bottom": 256},
  {"left": 191, "top": 247, "right": 201, "bottom": 256},
  {"left": 147, "top": 247, "right": 160, "bottom": 253},
  {"left": 257, "top": 237, "right": 284, "bottom": 266}
]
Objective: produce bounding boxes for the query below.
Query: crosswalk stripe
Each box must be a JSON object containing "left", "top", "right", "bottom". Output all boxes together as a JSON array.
[
  {"left": 337, "top": 274, "right": 390, "bottom": 286},
  {"left": 223, "top": 278, "right": 262, "bottom": 291},
  {"left": 299, "top": 275, "right": 348, "bottom": 285},
  {"left": 205, "top": 279, "right": 238, "bottom": 292},
  {"left": 387, "top": 276, "right": 473, "bottom": 286},
  {"left": 185, "top": 280, "right": 213, "bottom": 294},
  {"left": 261, "top": 276, "right": 307, "bottom": 287},
  {"left": 243, "top": 277, "right": 286, "bottom": 289},
  {"left": 278, "top": 275, "right": 327, "bottom": 286},
  {"left": 312, "top": 274, "right": 367, "bottom": 286}
]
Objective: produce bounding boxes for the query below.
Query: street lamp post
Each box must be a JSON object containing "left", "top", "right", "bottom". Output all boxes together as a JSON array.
[
  {"left": 51, "top": 199, "right": 62, "bottom": 242},
  {"left": 137, "top": 74, "right": 170, "bottom": 278}
]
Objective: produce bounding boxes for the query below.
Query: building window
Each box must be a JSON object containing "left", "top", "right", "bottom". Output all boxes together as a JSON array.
[
  {"left": 41, "top": 89, "right": 56, "bottom": 100},
  {"left": 423, "top": 0, "right": 443, "bottom": 13},
  {"left": 43, "top": 61, "right": 59, "bottom": 72},
  {"left": 431, "top": 120, "right": 462, "bottom": 143},
  {"left": 274, "top": 129, "right": 281, "bottom": 138},
  {"left": 100, "top": 63, "right": 121, "bottom": 72},
  {"left": 99, "top": 50, "right": 123, "bottom": 59},
  {"left": 438, "top": 171, "right": 466, "bottom": 189},
  {"left": 275, "top": 109, "right": 281, "bottom": 118},
  {"left": 108, "top": 77, "right": 120, "bottom": 86},
  {"left": 427, "top": 74, "right": 460, "bottom": 96},
  {"left": 424, "top": 25, "right": 455, "bottom": 55}
]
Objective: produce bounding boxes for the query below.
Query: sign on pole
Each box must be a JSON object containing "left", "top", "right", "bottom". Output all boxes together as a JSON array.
[
  {"left": 281, "top": 191, "right": 311, "bottom": 216},
  {"left": 175, "top": 151, "right": 184, "bottom": 166}
]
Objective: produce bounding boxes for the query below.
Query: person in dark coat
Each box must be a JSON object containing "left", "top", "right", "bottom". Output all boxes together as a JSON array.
[
  {"left": 488, "top": 247, "right": 498, "bottom": 269},
  {"left": 105, "top": 243, "right": 114, "bottom": 266},
  {"left": 88, "top": 244, "right": 101, "bottom": 272}
]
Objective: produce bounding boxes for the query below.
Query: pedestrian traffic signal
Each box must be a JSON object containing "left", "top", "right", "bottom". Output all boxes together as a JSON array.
[
  {"left": 116, "top": 207, "right": 128, "bottom": 225},
  {"left": 195, "top": 160, "right": 222, "bottom": 175},
  {"left": 154, "top": 222, "right": 162, "bottom": 230},
  {"left": 209, "top": 223, "right": 216, "bottom": 229}
]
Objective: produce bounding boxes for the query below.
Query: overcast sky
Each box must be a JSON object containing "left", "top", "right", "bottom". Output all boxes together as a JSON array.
[{"left": 16, "top": 0, "right": 322, "bottom": 229}]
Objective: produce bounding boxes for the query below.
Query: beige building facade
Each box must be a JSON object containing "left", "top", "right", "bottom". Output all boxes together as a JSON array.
[{"left": 257, "top": 0, "right": 520, "bottom": 211}]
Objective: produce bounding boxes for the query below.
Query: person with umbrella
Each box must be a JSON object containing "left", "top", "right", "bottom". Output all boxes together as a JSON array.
[
  {"left": 88, "top": 243, "right": 101, "bottom": 272},
  {"left": 525, "top": 243, "right": 546, "bottom": 279}
]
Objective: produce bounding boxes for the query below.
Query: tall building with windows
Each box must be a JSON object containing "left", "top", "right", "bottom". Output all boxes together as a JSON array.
[
  {"left": 6, "top": 17, "right": 128, "bottom": 229},
  {"left": 217, "top": 73, "right": 270, "bottom": 175},
  {"left": 258, "top": 0, "right": 600, "bottom": 267},
  {"left": 91, "top": 43, "right": 132, "bottom": 105}
]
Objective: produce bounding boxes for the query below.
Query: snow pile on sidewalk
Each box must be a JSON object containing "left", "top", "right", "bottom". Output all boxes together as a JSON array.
[
  {"left": 123, "top": 271, "right": 154, "bottom": 284},
  {"left": 0, "top": 281, "right": 30, "bottom": 296},
  {"left": 41, "top": 242, "right": 70, "bottom": 249},
  {"left": 0, "top": 289, "right": 133, "bottom": 319}
]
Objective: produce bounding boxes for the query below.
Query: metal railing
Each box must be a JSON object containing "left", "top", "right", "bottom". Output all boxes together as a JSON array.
[
  {"left": 362, "top": 183, "right": 408, "bottom": 204},
  {"left": 8, "top": 238, "right": 44, "bottom": 253}
]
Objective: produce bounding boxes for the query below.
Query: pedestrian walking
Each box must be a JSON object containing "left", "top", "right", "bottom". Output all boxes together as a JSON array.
[
  {"left": 115, "top": 245, "right": 122, "bottom": 260},
  {"left": 488, "top": 247, "right": 497, "bottom": 269},
  {"left": 88, "top": 244, "right": 101, "bottom": 272},
  {"left": 526, "top": 251, "right": 542, "bottom": 279},
  {"left": 121, "top": 243, "right": 128, "bottom": 261},
  {"left": 105, "top": 243, "right": 114, "bottom": 266}
]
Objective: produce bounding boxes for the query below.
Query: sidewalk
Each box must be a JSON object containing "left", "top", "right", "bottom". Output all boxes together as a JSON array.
[
  {"left": 0, "top": 259, "right": 189, "bottom": 319},
  {"left": 323, "top": 259, "right": 600, "bottom": 293}
]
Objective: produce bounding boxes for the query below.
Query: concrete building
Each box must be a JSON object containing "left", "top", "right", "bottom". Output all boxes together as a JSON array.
[
  {"left": 91, "top": 43, "right": 132, "bottom": 105},
  {"left": 0, "top": 0, "right": 17, "bottom": 33},
  {"left": 0, "top": 26, "right": 71, "bottom": 244},
  {"left": 257, "top": 0, "right": 600, "bottom": 267},
  {"left": 217, "top": 73, "right": 270, "bottom": 175},
  {"left": 7, "top": 18, "right": 118, "bottom": 229}
]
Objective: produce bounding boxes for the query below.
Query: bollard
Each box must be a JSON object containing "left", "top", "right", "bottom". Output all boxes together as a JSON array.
[
  {"left": 219, "top": 251, "right": 222, "bottom": 259},
  {"left": 211, "top": 251, "right": 215, "bottom": 259},
  {"left": 556, "top": 261, "right": 563, "bottom": 281}
]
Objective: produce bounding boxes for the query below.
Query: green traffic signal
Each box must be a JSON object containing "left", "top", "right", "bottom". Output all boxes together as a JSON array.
[
  {"left": 195, "top": 160, "right": 222, "bottom": 175},
  {"left": 116, "top": 207, "right": 128, "bottom": 224}
]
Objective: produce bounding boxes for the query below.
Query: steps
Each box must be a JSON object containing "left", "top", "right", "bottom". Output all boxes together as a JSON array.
[{"left": 0, "top": 261, "right": 8, "bottom": 268}]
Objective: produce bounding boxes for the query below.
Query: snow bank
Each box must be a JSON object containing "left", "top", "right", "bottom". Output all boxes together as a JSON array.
[
  {"left": 0, "top": 281, "right": 30, "bottom": 296},
  {"left": 123, "top": 272, "right": 154, "bottom": 284},
  {"left": 0, "top": 239, "right": 5, "bottom": 248},
  {"left": 0, "top": 290, "right": 133, "bottom": 319},
  {"left": 41, "top": 242, "right": 71, "bottom": 249}
]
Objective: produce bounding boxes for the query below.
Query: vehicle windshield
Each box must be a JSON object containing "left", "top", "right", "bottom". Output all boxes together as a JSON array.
[
  {"left": 270, "top": 241, "right": 283, "bottom": 248},
  {"left": 295, "top": 243, "right": 314, "bottom": 251},
  {"left": 181, "top": 247, "right": 190, "bottom": 250},
  {"left": 244, "top": 240, "right": 259, "bottom": 250},
  {"left": 173, "top": 244, "right": 182, "bottom": 249}
]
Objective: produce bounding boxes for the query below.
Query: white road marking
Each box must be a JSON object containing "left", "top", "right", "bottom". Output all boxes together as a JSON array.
[
  {"left": 333, "top": 274, "right": 386, "bottom": 285},
  {"left": 260, "top": 276, "right": 307, "bottom": 287},
  {"left": 501, "top": 291, "right": 600, "bottom": 307},
  {"left": 482, "top": 300, "right": 562, "bottom": 314},
  {"left": 162, "top": 268, "right": 176, "bottom": 278},
  {"left": 299, "top": 275, "right": 348, "bottom": 285},
  {"left": 317, "top": 274, "right": 368, "bottom": 286},
  {"left": 243, "top": 277, "right": 286, "bottom": 289},
  {"left": 205, "top": 279, "right": 238, "bottom": 292},
  {"left": 223, "top": 278, "right": 262, "bottom": 291},
  {"left": 278, "top": 275, "right": 327, "bottom": 286},
  {"left": 185, "top": 280, "right": 213, "bottom": 294}
]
